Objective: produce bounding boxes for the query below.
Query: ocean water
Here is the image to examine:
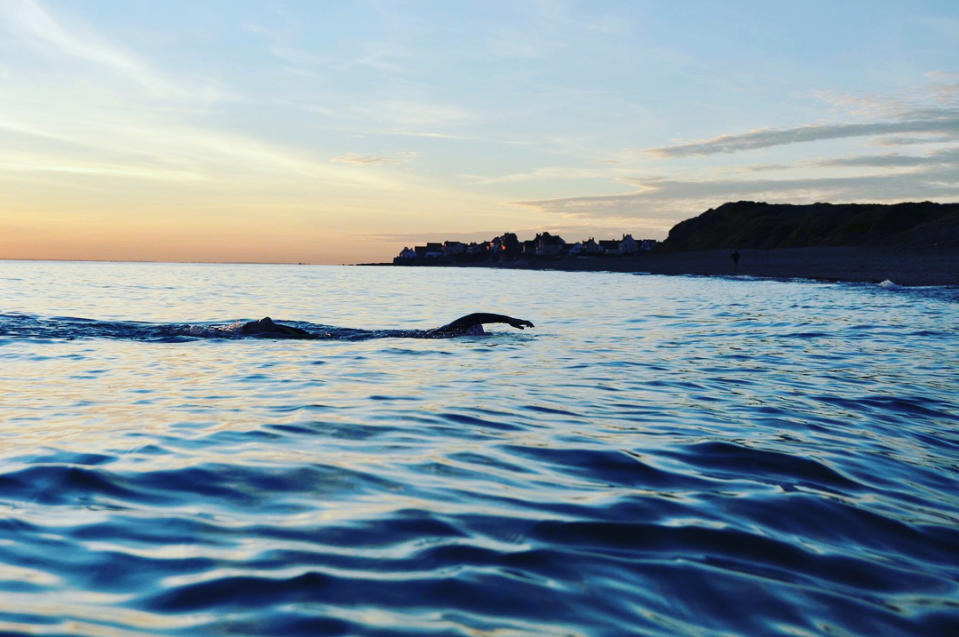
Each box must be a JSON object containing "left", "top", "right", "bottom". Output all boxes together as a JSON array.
[{"left": 1, "top": 260, "right": 957, "bottom": 636}]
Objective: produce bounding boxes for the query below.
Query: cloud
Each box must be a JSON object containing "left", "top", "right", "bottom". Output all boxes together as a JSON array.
[
  {"left": 0, "top": 150, "right": 206, "bottom": 181},
  {"left": 331, "top": 154, "right": 394, "bottom": 166},
  {"left": 817, "top": 147, "right": 959, "bottom": 168},
  {"left": 373, "top": 99, "right": 471, "bottom": 129},
  {"left": 463, "top": 166, "right": 608, "bottom": 185},
  {"left": 244, "top": 20, "right": 412, "bottom": 76},
  {"left": 518, "top": 163, "right": 959, "bottom": 220},
  {"left": 875, "top": 135, "right": 955, "bottom": 146},
  {"left": 2, "top": 0, "right": 180, "bottom": 97},
  {"left": 646, "top": 112, "right": 959, "bottom": 157},
  {"left": 0, "top": 114, "right": 418, "bottom": 190},
  {"left": 644, "top": 76, "right": 959, "bottom": 158},
  {"left": 926, "top": 70, "right": 959, "bottom": 83},
  {"left": 290, "top": 97, "right": 475, "bottom": 140}
]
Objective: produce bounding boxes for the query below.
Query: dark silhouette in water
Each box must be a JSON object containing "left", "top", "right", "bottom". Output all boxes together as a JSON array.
[
  {"left": 429, "top": 313, "right": 534, "bottom": 335},
  {"left": 731, "top": 248, "right": 740, "bottom": 272},
  {"left": 240, "top": 313, "right": 534, "bottom": 339},
  {"left": 241, "top": 317, "right": 313, "bottom": 338}
]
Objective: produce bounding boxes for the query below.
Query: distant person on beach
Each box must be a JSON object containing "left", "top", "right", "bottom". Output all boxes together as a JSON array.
[
  {"left": 240, "top": 313, "right": 534, "bottom": 339},
  {"left": 731, "top": 249, "right": 740, "bottom": 273}
]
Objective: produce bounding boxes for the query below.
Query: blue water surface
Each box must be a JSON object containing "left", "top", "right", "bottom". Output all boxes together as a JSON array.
[{"left": 0, "top": 261, "right": 957, "bottom": 636}]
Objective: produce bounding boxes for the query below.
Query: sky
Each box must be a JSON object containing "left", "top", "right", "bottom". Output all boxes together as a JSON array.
[{"left": 0, "top": 0, "right": 957, "bottom": 264}]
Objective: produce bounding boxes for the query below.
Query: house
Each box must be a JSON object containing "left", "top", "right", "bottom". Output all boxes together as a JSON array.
[
  {"left": 598, "top": 239, "right": 620, "bottom": 254},
  {"left": 424, "top": 242, "right": 444, "bottom": 258},
  {"left": 618, "top": 234, "right": 639, "bottom": 255},
  {"left": 535, "top": 232, "right": 566, "bottom": 256},
  {"left": 640, "top": 239, "right": 659, "bottom": 251},
  {"left": 443, "top": 241, "right": 466, "bottom": 257},
  {"left": 497, "top": 232, "right": 521, "bottom": 255},
  {"left": 395, "top": 246, "right": 417, "bottom": 260},
  {"left": 583, "top": 238, "right": 603, "bottom": 255}
]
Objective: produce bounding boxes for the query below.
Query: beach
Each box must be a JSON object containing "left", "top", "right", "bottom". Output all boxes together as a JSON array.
[{"left": 385, "top": 246, "right": 959, "bottom": 286}]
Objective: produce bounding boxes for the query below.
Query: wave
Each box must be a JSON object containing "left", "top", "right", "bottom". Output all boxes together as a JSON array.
[
  {"left": 3, "top": 266, "right": 958, "bottom": 635},
  {"left": 0, "top": 312, "right": 451, "bottom": 342}
]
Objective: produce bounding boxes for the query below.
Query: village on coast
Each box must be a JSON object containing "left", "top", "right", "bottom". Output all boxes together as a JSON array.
[{"left": 393, "top": 232, "right": 660, "bottom": 265}]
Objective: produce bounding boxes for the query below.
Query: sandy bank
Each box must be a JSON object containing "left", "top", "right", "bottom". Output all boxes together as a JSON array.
[{"left": 375, "top": 246, "right": 959, "bottom": 286}]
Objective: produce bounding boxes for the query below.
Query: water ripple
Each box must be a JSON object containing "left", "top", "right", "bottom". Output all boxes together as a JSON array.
[{"left": 0, "top": 263, "right": 957, "bottom": 635}]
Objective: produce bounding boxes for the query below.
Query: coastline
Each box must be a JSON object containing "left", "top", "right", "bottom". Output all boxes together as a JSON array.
[{"left": 366, "top": 246, "right": 959, "bottom": 286}]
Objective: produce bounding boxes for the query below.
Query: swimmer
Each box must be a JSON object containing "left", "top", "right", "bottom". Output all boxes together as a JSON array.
[
  {"left": 240, "top": 313, "right": 534, "bottom": 339},
  {"left": 426, "top": 313, "right": 534, "bottom": 336},
  {"left": 240, "top": 316, "right": 315, "bottom": 338}
]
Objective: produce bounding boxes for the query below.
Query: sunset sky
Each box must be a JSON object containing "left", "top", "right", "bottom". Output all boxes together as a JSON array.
[{"left": 1, "top": 0, "right": 957, "bottom": 263}]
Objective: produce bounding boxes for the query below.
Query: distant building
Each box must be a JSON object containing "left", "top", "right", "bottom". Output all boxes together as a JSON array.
[
  {"left": 443, "top": 241, "right": 465, "bottom": 257},
  {"left": 583, "top": 238, "right": 603, "bottom": 255},
  {"left": 424, "top": 242, "right": 444, "bottom": 258},
  {"left": 497, "top": 232, "right": 520, "bottom": 254},
  {"left": 535, "top": 232, "right": 566, "bottom": 256},
  {"left": 395, "top": 231, "right": 658, "bottom": 265},
  {"left": 598, "top": 239, "right": 619, "bottom": 254},
  {"left": 618, "top": 234, "right": 638, "bottom": 255}
]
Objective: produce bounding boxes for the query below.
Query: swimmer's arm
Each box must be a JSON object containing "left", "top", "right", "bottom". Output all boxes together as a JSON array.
[{"left": 435, "top": 313, "right": 534, "bottom": 333}]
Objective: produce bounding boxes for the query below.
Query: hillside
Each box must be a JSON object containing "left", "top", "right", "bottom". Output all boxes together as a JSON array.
[{"left": 662, "top": 201, "right": 959, "bottom": 251}]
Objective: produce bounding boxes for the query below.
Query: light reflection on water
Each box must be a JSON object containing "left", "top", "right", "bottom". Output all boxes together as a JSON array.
[{"left": 1, "top": 261, "right": 958, "bottom": 635}]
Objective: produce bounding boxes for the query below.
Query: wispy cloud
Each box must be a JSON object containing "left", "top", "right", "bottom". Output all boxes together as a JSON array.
[
  {"left": 817, "top": 147, "right": 959, "bottom": 168},
  {"left": 1, "top": 0, "right": 180, "bottom": 97},
  {"left": 522, "top": 73, "right": 959, "bottom": 228},
  {"left": 331, "top": 152, "right": 417, "bottom": 166},
  {"left": 646, "top": 75, "right": 959, "bottom": 158},
  {"left": 289, "top": 97, "right": 475, "bottom": 139},
  {"left": 375, "top": 99, "right": 471, "bottom": 129},
  {"left": 519, "top": 163, "right": 959, "bottom": 220},
  {"left": 0, "top": 114, "right": 416, "bottom": 190},
  {"left": 464, "top": 166, "right": 608, "bottom": 185},
  {"left": 332, "top": 154, "right": 394, "bottom": 166},
  {"left": 874, "top": 135, "right": 955, "bottom": 146},
  {"left": 0, "top": 150, "right": 206, "bottom": 181},
  {"left": 244, "top": 22, "right": 412, "bottom": 76},
  {"left": 646, "top": 111, "right": 959, "bottom": 157}
]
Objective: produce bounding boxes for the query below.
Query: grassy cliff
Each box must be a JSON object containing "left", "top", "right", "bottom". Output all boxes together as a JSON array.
[{"left": 662, "top": 201, "right": 959, "bottom": 251}]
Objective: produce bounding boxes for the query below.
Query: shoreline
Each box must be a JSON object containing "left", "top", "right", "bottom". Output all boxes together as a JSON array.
[{"left": 365, "top": 246, "right": 959, "bottom": 286}]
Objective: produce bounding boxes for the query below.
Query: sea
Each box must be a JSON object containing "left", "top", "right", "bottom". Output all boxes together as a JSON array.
[{"left": 0, "top": 260, "right": 957, "bottom": 636}]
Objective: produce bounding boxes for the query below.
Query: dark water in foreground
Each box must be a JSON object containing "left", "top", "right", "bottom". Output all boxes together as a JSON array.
[{"left": 1, "top": 261, "right": 957, "bottom": 636}]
